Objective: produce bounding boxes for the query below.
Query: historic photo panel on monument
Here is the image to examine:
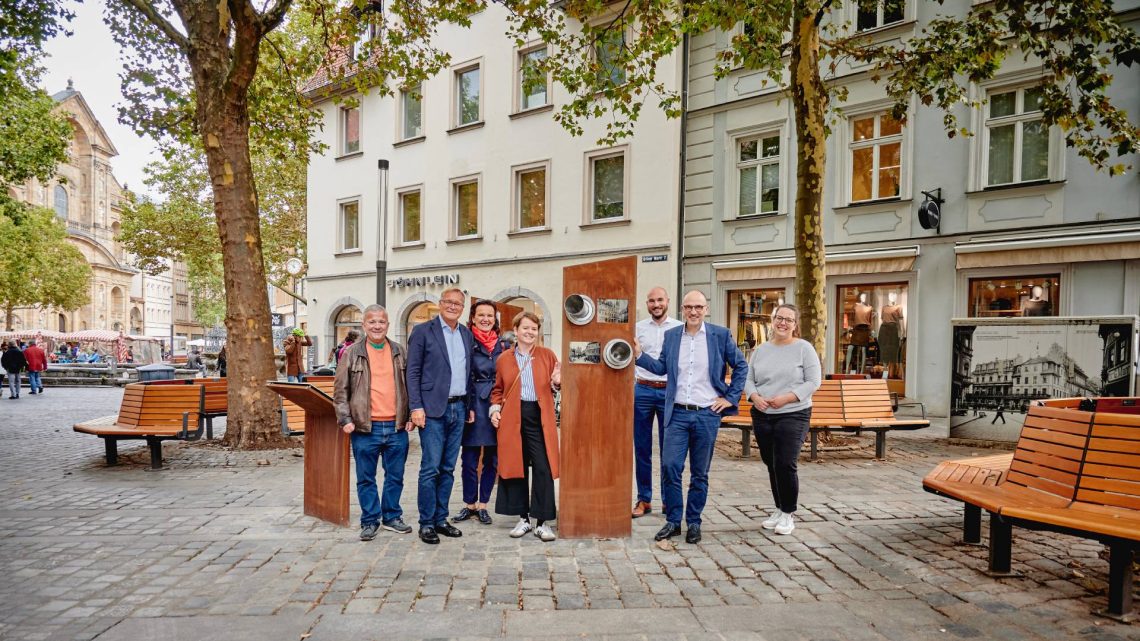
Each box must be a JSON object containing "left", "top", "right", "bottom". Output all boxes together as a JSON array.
[
  {"left": 949, "top": 317, "right": 1137, "bottom": 442},
  {"left": 568, "top": 341, "right": 601, "bottom": 364},
  {"left": 596, "top": 299, "right": 630, "bottom": 324}
]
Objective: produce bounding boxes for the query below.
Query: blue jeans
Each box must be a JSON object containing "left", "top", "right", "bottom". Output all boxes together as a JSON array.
[
  {"left": 350, "top": 421, "right": 409, "bottom": 527},
  {"left": 633, "top": 384, "right": 667, "bottom": 503},
  {"left": 661, "top": 407, "right": 722, "bottom": 526},
  {"left": 287, "top": 375, "right": 300, "bottom": 383},
  {"left": 27, "top": 371, "right": 42, "bottom": 393},
  {"left": 417, "top": 401, "right": 465, "bottom": 525},
  {"left": 6, "top": 371, "right": 19, "bottom": 397}
]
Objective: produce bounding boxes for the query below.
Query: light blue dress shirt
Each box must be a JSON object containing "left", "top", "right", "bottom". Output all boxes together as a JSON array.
[
  {"left": 514, "top": 348, "right": 538, "bottom": 402},
  {"left": 439, "top": 316, "right": 468, "bottom": 397}
]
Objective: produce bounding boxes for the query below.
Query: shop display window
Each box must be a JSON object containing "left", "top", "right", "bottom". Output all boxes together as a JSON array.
[
  {"left": 967, "top": 275, "right": 1060, "bottom": 317},
  {"left": 728, "top": 288, "right": 786, "bottom": 361},
  {"left": 836, "top": 283, "right": 908, "bottom": 382}
]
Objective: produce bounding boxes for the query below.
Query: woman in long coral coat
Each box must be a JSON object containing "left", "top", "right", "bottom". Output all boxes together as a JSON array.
[{"left": 489, "top": 312, "right": 561, "bottom": 542}]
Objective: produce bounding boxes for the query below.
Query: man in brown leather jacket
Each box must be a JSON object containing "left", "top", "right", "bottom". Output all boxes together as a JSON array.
[{"left": 334, "top": 304, "right": 413, "bottom": 540}]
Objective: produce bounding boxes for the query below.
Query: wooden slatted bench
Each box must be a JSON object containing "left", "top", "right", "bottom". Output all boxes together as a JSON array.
[
  {"left": 924, "top": 399, "right": 1140, "bottom": 620},
  {"left": 73, "top": 382, "right": 204, "bottom": 469},
  {"left": 921, "top": 452, "right": 1014, "bottom": 543},
  {"left": 826, "top": 379, "right": 931, "bottom": 459},
  {"left": 721, "top": 379, "right": 930, "bottom": 460},
  {"left": 994, "top": 409, "right": 1140, "bottom": 621},
  {"left": 189, "top": 378, "right": 227, "bottom": 439},
  {"left": 280, "top": 376, "right": 336, "bottom": 436}
]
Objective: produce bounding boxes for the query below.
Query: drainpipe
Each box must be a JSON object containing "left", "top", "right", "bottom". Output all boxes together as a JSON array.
[{"left": 675, "top": 32, "right": 690, "bottom": 313}]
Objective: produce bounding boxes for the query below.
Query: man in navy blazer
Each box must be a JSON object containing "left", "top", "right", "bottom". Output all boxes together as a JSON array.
[
  {"left": 407, "top": 287, "right": 474, "bottom": 544},
  {"left": 635, "top": 290, "right": 747, "bottom": 544}
]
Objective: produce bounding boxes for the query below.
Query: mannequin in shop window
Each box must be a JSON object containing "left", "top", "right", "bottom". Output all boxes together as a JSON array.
[
  {"left": 878, "top": 292, "right": 904, "bottom": 379},
  {"left": 1021, "top": 286, "right": 1051, "bottom": 317},
  {"left": 846, "top": 293, "right": 874, "bottom": 374}
]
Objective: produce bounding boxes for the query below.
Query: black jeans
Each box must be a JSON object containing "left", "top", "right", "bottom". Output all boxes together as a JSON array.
[
  {"left": 751, "top": 407, "right": 810, "bottom": 514},
  {"left": 495, "top": 401, "right": 556, "bottom": 521}
]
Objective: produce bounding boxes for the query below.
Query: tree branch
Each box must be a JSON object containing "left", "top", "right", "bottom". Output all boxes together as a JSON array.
[
  {"left": 814, "top": 0, "right": 834, "bottom": 26},
  {"left": 117, "top": 0, "right": 190, "bottom": 51},
  {"left": 257, "top": 0, "right": 293, "bottom": 37}
]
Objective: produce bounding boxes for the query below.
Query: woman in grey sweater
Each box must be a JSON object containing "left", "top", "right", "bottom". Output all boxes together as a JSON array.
[{"left": 744, "top": 304, "right": 821, "bottom": 535}]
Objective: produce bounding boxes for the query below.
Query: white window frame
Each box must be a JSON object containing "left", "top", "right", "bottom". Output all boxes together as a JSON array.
[
  {"left": 398, "top": 84, "right": 424, "bottom": 142},
  {"left": 396, "top": 185, "right": 424, "bottom": 246},
  {"left": 838, "top": 102, "right": 913, "bottom": 206},
  {"left": 449, "top": 174, "right": 482, "bottom": 240},
  {"left": 583, "top": 146, "right": 630, "bottom": 224},
  {"left": 732, "top": 128, "right": 785, "bottom": 217},
  {"left": 511, "top": 160, "right": 552, "bottom": 232},
  {"left": 981, "top": 83, "right": 1056, "bottom": 188},
  {"left": 338, "top": 102, "right": 361, "bottom": 156},
  {"left": 514, "top": 42, "right": 551, "bottom": 113},
  {"left": 451, "top": 59, "right": 483, "bottom": 128},
  {"left": 851, "top": 0, "right": 909, "bottom": 32},
  {"left": 337, "top": 198, "right": 362, "bottom": 253}
]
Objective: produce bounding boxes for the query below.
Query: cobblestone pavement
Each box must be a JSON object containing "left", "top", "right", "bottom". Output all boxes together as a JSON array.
[{"left": 1, "top": 387, "right": 1137, "bottom": 641}]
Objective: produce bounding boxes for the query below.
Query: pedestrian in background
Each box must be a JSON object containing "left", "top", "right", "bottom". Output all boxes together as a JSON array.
[
  {"left": 283, "top": 328, "right": 312, "bottom": 382},
  {"left": 23, "top": 340, "right": 47, "bottom": 395},
  {"left": 2, "top": 341, "right": 27, "bottom": 399},
  {"left": 490, "top": 313, "right": 562, "bottom": 542},
  {"left": 453, "top": 299, "right": 505, "bottom": 526},
  {"left": 744, "top": 304, "right": 821, "bottom": 536}
]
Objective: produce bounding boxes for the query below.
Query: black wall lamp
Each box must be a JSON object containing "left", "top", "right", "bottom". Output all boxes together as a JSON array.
[{"left": 918, "top": 188, "right": 945, "bottom": 234}]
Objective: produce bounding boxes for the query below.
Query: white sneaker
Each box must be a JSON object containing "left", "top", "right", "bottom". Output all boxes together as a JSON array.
[
  {"left": 509, "top": 518, "right": 533, "bottom": 538},
  {"left": 534, "top": 524, "right": 556, "bottom": 542},
  {"left": 762, "top": 509, "right": 784, "bottom": 529},
  {"left": 774, "top": 512, "right": 795, "bottom": 535}
]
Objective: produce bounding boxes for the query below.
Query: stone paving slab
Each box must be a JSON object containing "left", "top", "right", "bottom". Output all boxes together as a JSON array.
[
  {"left": 0, "top": 388, "right": 1137, "bottom": 641},
  {"left": 92, "top": 614, "right": 316, "bottom": 641}
]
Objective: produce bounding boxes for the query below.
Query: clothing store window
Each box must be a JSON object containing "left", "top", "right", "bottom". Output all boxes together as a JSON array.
[
  {"left": 727, "top": 288, "right": 786, "bottom": 361},
  {"left": 404, "top": 302, "right": 439, "bottom": 341},
  {"left": 836, "top": 283, "right": 908, "bottom": 384},
  {"left": 967, "top": 275, "right": 1060, "bottom": 317}
]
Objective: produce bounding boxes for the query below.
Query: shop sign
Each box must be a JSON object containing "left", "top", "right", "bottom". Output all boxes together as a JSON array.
[
  {"left": 1108, "top": 362, "right": 1130, "bottom": 383},
  {"left": 387, "top": 273, "right": 461, "bottom": 288}
]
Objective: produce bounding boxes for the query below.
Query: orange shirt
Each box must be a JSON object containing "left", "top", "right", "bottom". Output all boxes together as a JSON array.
[{"left": 367, "top": 342, "right": 396, "bottom": 421}]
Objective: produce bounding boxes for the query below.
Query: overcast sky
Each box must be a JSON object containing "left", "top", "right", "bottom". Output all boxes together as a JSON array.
[{"left": 41, "top": 1, "right": 158, "bottom": 197}]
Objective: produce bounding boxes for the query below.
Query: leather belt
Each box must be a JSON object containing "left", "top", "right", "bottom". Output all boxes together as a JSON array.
[
  {"left": 447, "top": 396, "right": 466, "bottom": 403},
  {"left": 636, "top": 379, "right": 667, "bottom": 389},
  {"left": 674, "top": 403, "right": 707, "bottom": 412}
]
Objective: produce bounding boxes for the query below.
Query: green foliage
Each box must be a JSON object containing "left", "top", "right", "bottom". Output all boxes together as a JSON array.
[
  {"left": 0, "top": 55, "right": 72, "bottom": 190},
  {"left": 0, "top": 199, "right": 91, "bottom": 325},
  {"left": 0, "top": 0, "right": 75, "bottom": 97}
]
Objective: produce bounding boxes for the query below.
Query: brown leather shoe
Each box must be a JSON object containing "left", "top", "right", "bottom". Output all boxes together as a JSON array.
[{"left": 631, "top": 501, "right": 652, "bottom": 518}]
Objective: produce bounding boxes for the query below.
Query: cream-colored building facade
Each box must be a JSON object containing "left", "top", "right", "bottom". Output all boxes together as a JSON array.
[
  {"left": 5, "top": 82, "right": 202, "bottom": 345},
  {"left": 304, "top": 6, "right": 683, "bottom": 359},
  {"left": 5, "top": 82, "right": 135, "bottom": 333}
]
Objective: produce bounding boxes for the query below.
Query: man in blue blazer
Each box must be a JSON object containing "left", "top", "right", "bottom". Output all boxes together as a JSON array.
[
  {"left": 635, "top": 290, "right": 747, "bottom": 544},
  {"left": 407, "top": 287, "right": 474, "bottom": 544}
]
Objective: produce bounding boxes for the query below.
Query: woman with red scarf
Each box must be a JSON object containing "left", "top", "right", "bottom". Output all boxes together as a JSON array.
[{"left": 452, "top": 300, "right": 506, "bottom": 525}]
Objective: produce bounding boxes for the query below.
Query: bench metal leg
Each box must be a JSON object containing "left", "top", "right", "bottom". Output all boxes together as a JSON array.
[
  {"left": 1096, "top": 542, "right": 1136, "bottom": 622},
  {"left": 146, "top": 437, "right": 163, "bottom": 470},
  {"left": 810, "top": 431, "right": 819, "bottom": 461},
  {"left": 741, "top": 428, "right": 751, "bottom": 458},
  {"left": 985, "top": 513, "right": 1020, "bottom": 577},
  {"left": 103, "top": 438, "right": 119, "bottom": 466},
  {"left": 963, "top": 503, "right": 983, "bottom": 545},
  {"left": 206, "top": 416, "right": 214, "bottom": 440},
  {"left": 874, "top": 431, "right": 886, "bottom": 459}
]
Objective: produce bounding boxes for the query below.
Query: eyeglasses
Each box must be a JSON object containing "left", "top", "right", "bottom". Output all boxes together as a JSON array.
[
  {"left": 682, "top": 305, "right": 707, "bottom": 311},
  {"left": 773, "top": 316, "right": 797, "bottom": 325},
  {"left": 440, "top": 299, "right": 464, "bottom": 308}
]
